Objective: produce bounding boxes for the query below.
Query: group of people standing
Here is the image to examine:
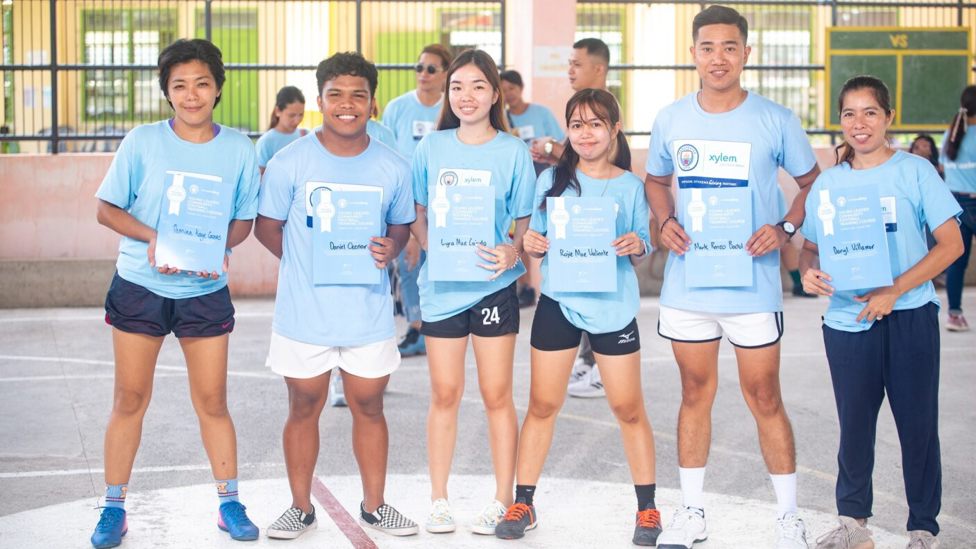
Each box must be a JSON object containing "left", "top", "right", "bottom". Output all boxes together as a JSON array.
[{"left": 87, "top": 4, "right": 969, "bottom": 549}]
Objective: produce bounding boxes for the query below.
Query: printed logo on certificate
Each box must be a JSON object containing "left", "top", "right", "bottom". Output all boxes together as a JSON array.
[
  {"left": 428, "top": 170, "right": 495, "bottom": 281},
  {"left": 155, "top": 170, "right": 232, "bottom": 274},
  {"left": 546, "top": 196, "right": 617, "bottom": 293},
  {"left": 312, "top": 189, "right": 382, "bottom": 285},
  {"left": 305, "top": 182, "right": 383, "bottom": 228},
  {"left": 672, "top": 140, "right": 754, "bottom": 288},
  {"left": 815, "top": 185, "right": 893, "bottom": 291}
]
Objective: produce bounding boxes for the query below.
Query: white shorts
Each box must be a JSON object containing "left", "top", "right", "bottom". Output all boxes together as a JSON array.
[
  {"left": 266, "top": 332, "right": 401, "bottom": 379},
  {"left": 658, "top": 306, "right": 783, "bottom": 348}
]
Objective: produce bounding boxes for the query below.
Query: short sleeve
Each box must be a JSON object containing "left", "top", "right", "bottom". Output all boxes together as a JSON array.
[
  {"left": 411, "top": 135, "right": 430, "bottom": 207},
  {"left": 233, "top": 144, "right": 260, "bottom": 220},
  {"left": 386, "top": 160, "right": 417, "bottom": 226},
  {"left": 509, "top": 140, "right": 537, "bottom": 219},
  {"left": 381, "top": 99, "right": 402, "bottom": 140},
  {"left": 645, "top": 110, "right": 674, "bottom": 177},
  {"left": 629, "top": 183, "right": 652, "bottom": 251},
  {"left": 543, "top": 108, "right": 565, "bottom": 141},
  {"left": 779, "top": 111, "right": 817, "bottom": 178},
  {"left": 258, "top": 154, "right": 295, "bottom": 221},
  {"left": 255, "top": 133, "right": 274, "bottom": 168},
  {"left": 529, "top": 169, "right": 555, "bottom": 234},
  {"left": 918, "top": 162, "right": 963, "bottom": 231},
  {"left": 95, "top": 131, "right": 137, "bottom": 209}
]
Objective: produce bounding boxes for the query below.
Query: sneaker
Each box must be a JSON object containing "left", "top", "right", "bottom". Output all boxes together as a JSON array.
[
  {"left": 91, "top": 507, "right": 127, "bottom": 549},
  {"left": 425, "top": 498, "right": 456, "bottom": 534},
  {"left": 267, "top": 506, "right": 317, "bottom": 539},
  {"left": 329, "top": 373, "right": 346, "bottom": 407},
  {"left": 776, "top": 513, "right": 809, "bottom": 548},
  {"left": 568, "top": 359, "right": 593, "bottom": 386},
  {"left": 633, "top": 507, "right": 663, "bottom": 546},
  {"left": 568, "top": 365, "right": 605, "bottom": 398},
  {"left": 360, "top": 502, "right": 419, "bottom": 536},
  {"left": 218, "top": 500, "right": 259, "bottom": 541},
  {"left": 907, "top": 530, "right": 940, "bottom": 549},
  {"left": 398, "top": 333, "right": 426, "bottom": 357},
  {"left": 518, "top": 287, "right": 537, "bottom": 308},
  {"left": 398, "top": 327, "right": 420, "bottom": 347},
  {"left": 471, "top": 499, "right": 508, "bottom": 535},
  {"left": 495, "top": 502, "right": 538, "bottom": 540},
  {"left": 814, "top": 516, "right": 874, "bottom": 549},
  {"left": 657, "top": 506, "right": 708, "bottom": 549},
  {"left": 946, "top": 313, "right": 970, "bottom": 332},
  {"left": 793, "top": 285, "right": 818, "bottom": 298}
]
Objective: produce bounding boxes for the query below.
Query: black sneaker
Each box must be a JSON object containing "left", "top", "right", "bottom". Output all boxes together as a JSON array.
[
  {"left": 792, "top": 285, "right": 818, "bottom": 298},
  {"left": 518, "top": 287, "right": 537, "bottom": 308},
  {"left": 267, "top": 506, "right": 317, "bottom": 539},
  {"left": 633, "top": 507, "right": 663, "bottom": 546},
  {"left": 359, "top": 502, "right": 419, "bottom": 537},
  {"left": 398, "top": 327, "right": 420, "bottom": 348},
  {"left": 495, "top": 502, "right": 538, "bottom": 540}
]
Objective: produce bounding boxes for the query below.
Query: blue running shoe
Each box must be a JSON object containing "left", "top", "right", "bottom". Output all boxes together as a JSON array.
[
  {"left": 91, "top": 507, "right": 127, "bottom": 549},
  {"left": 218, "top": 501, "right": 259, "bottom": 541},
  {"left": 398, "top": 334, "right": 426, "bottom": 357}
]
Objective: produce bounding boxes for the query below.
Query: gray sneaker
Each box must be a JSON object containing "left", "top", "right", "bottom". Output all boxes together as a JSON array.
[
  {"left": 907, "top": 530, "right": 940, "bottom": 549},
  {"left": 815, "top": 516, "right": 874, "bottom": 549},
  {"left": 494, "top": 502, "right": 537, "bottom": 540}
]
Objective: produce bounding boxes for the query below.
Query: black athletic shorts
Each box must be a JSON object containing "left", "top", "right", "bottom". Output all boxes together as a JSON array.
[
  {"left": 104, "top": 273, "right": 235, "bottom": 338},
  {"left": 420, "top": 283, "right": 519, "bottom": 338},
  {"left": 530, "top": 294, "right": 639, "bottom": 355}
]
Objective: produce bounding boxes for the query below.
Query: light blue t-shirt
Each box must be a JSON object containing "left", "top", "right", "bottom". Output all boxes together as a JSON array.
[
  {"left": 382, "top": 90, "right": 442, "bottom": 158},
  {"left": 95, "top": 120, "right": 260, "bottom": 299},
  {"left": 509, "top": 104, "right": 565, "bottom": 143},
  {"left": 412, "top": 129, "right": 536, "bottom": 322},
  {"left": 259, "top": 131, "right": 416, "bottom": 346},
  {"left": 801, "top": 151, "right": 962, "bottom": 332},
  {"left": 940, "top": 128, "right": 976, "bottom": 194},
  {"left": 367, "top": 120, "right": 398, "bottom": 151},
  {"left": 645, "top": 91, "right": 818, "bottom": 313},
  {"left": 255, "top": 128, "right": 305, "bottom": 168},
  {"left": 530, "top": 168, "right": 651, "bottom": 333}
]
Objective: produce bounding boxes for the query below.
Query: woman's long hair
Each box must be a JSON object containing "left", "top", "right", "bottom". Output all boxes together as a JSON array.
[
  {"left": 834, "top": 75, "right": 892, "bottom": 166},
  {"left": 541, "top": 88, "right": 630, "bottom": 210},
  {"left": 436, "top": 49, "right": 509, "bottom": 133},
  {"left": 944, "top": 85, "right": 976, "bottom": 161},
  {"left": 268, "top": 85, "right": 305, "bottom": 130}
]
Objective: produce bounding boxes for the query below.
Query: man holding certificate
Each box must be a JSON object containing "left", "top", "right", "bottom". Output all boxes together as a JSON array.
[
  {"left": 255, "top": 52, "right": 418, "bottom": 540},
  {"left": 643, "top": 6, "right": 820, "bottom": 548}
]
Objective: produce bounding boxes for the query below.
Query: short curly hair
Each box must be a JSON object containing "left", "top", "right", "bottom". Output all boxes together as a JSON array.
[
  {"left": 157, "top": 39, "right": 225, "bottom": 108},
  {"left": 316, "top": 52, "right": 378, "bottom": 97}
]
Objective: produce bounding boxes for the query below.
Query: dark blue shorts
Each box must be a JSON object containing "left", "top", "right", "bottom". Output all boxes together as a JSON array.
[
  {"left": 104, "top": 273, "right": 235, "bottom": 338},
  {"left": 420, "top": 283, "right": 519, "bottom": 338},
  {"left": 531, "top": 294, "right": 640, "bottom": 355}
]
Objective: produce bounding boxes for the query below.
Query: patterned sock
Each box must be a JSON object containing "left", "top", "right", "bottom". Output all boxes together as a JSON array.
[
  {"left": 216, "top": 478, "right": 239, "bottom": 504},
  {"left": 515, "top": 484, "right": 536, "bottom": 506},
  {"left": 104, "top": 484, "right": 127, "bottom": 509},
  {"left": 635, "top": 483, "right": 656, "bottom": 510}
]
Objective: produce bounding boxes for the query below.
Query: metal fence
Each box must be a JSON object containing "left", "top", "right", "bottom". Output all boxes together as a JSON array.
[{"left": 0, "top": 0, "right": 504, "bottom": 153}]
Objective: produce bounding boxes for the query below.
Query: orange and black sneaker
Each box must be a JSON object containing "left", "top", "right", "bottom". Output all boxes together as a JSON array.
[
  {"left": 633, "top": 507, "right": 662, "bottom": 546},
  {"left": 494, "top": 502, "right": 538, "bottom": 540}
]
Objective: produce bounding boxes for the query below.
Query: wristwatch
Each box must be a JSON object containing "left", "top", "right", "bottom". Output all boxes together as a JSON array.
[
  {"left": 543, "top": 140, "right": 554, "bottom": 156},
  {"left": 776, "top": 220, "right": 797, "bottom": 240}
]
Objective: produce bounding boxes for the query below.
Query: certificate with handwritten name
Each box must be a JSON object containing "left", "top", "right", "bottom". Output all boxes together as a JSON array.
[
  {"left": 312, "top": 189, "right": 381, "bottom": 285},
  {"left": 428, "top": 183, "right": 495, "bottom": 281},
  {"left": 546, "top": 196, "right": 616, "bottom": 292},
  {"left": 155, "top": 170, "right": 232, "bottom": 273},
  {"left": 815, "top": 185, "right": 892, "bottom": 291}
]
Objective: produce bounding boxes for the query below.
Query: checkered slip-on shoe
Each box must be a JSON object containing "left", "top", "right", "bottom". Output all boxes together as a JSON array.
[
  {"left": 267, "top": 506, "right": 317, "bottom": 540},
  {"left": 359, "top": 502, "right": 419, "bottom": 536}
]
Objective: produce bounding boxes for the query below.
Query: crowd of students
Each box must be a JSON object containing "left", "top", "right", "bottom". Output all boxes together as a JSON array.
[{"left": 88, "top": 4, "right": 970, "bottom": 549}]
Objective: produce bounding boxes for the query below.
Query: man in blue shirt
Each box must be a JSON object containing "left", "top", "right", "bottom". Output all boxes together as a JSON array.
[{"left": 644, "top": 6, "right": 820, "bottom": 549}]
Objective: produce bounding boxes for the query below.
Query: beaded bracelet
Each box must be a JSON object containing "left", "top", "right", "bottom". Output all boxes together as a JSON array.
[
  {"left": 660, "top": 215, "right": 678, "bottom": 232},
  {"left": 500, "top": 243, "right": 521, "bottom": 270}
]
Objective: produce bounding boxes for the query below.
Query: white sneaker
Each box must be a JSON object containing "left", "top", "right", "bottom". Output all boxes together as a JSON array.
[
  {"left": 657, "top": 507, "right": 708, "bottom": 548},
  {"left": 425, "top": 498, "right": 456, "bottom": 533},
  {"left": 470, "top": 499, "right": 507, "bottom": 535},
  {"left": 329, "top": 373, "right": 346, "bottom": 407},
  {"left": 568, "top": 359, "right": 593, "bottom": 386},
  {"left": 776, "top": 513, "right": 809, "bottom": 548},
  {"left": 567, "top": 365, "right": 605, "bottom": 398}
]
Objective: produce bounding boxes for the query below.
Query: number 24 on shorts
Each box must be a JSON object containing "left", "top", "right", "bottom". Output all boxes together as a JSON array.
[{"left": 481, "top": 307, "right": 500, "bottom": 325}]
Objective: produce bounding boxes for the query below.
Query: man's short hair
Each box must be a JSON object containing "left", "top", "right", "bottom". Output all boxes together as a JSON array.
[
  {"left": 692, "top": 5, "right": 748, "bottom": 43},
  {"left": 420, "top": 43, "right": 454, "bottom": 69},
  {"left": 315, "top": 52, "right": 378, "bottom": 97},
  {"left": 572, "top": 37, "right": 610, "bottom": 66}
]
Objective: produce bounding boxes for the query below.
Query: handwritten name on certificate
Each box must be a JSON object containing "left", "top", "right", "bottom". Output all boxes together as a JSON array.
[
  {"left": 428, "top": 181, "right": 495, "bottom": 282},
  {"left": 672, "top": 139, "right": 754, "bottom": 288},
  {"left": 155, "top": 170, "right": 232, "bottom": 273},
  {"left": 815, "top": 185, "right": 893, "bottom": 291},
  {"left": 312, "top": 189, "right": 381, "bottom": 285},
  {"left": 546, "top": 197, "right": 617, "bottom": 292}
]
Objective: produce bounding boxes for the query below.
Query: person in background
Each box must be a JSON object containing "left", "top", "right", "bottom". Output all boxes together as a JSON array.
[
  {"left": 256, "top": 85, "right": 306, "bottom": 175},
  {"left": 909, "top": 134, "right": 942, "bottom": 178}
]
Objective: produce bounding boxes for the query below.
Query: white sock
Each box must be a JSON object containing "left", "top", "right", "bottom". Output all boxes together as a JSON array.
[
  {"left": 770, "top": 473, "right": 798, "bottom": 517},
  {"left": 678, "top": 467, "right": 706, "bottom": 510}
]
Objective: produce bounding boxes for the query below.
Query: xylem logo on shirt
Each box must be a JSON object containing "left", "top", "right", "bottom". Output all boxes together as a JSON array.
[{"left": 708, "top": 152, "right": 738, "bottom": 164}]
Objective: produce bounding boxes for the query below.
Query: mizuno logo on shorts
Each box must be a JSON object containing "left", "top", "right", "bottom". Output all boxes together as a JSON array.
[{"left": 618, "top": 331, "right": 635, "bottom": 344}]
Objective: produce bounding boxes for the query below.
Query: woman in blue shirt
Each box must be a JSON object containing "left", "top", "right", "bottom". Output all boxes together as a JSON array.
[
  {"left": 800, "top": 76, "right": 962, "bottom": 549},
  {"left": 410, "top": 49, "right": 535, "bottom": 536},
  {"left": 494, "top": 88, "right": 659, "bottom": 545},
  {"left": 940, "top": 85, "right": 976, "bottom": 332},
  {"left": 255, "top": 85, "right": 306, "bottom": 174}
]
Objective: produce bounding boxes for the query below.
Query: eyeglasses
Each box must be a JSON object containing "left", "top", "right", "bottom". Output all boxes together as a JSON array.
[{"left": 415, "top": 64, "right": 443, "bottom": 75}]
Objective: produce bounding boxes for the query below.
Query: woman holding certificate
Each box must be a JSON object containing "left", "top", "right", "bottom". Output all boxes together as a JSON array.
[
  {"left": 494, "top": 88, "right": 659, "bottom": 546},
  {"left": 91, "top": 39, "right": 260, "bottom": 548},
  {"left": 800, "top": 76, "right": 962, "bottom": 549},
  {"left": 410, "top": 49, "right": 535, "bottom": 536}
]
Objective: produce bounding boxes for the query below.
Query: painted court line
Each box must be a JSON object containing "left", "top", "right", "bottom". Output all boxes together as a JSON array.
[
  {"left": 312, "top": 476, "right": 378, "bottom": 549},
  {"left": 0, "top": 462, "right": 286, "bottom": 479}
]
